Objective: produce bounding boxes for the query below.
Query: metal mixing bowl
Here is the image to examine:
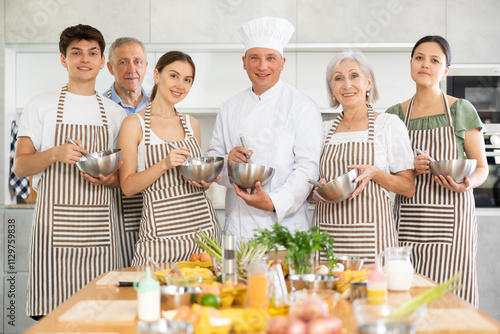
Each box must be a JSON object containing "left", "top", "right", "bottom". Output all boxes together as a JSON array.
[
  {"left": 160, "top": 285, "right": 201, "bottom": 311},
  {"left": 137, "top": 319, "right": 193, "bottom": 334},
  {"left": 353, "top": 298, "right": 427, "bottom": 334},
  {"left": 430, "top": 159, "right": 477, "bottom": 183},
  {"left": 178, "top": 156, "right": 224, "bottom": 183},
  {"left": 228, "top": 163, "right": 275, "bottom": 188},
  {"left": 314, "top": 169, "right": 359, "bottom": 203},
  {"left": 75, "top": 149, "right": 121, "bottom": 178},
  {"left": 289, "top": 274, "right": 339, "bottom": 291},
  {"left": 336, "top": 255, "right": 367, "bottom": 270}
]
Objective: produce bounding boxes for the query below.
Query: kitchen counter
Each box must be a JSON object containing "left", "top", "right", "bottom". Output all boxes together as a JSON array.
[{"left": 23, "top": 266, "right": 500, "bottom": 334}]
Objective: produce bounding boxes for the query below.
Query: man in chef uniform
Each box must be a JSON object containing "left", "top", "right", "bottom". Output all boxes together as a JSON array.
[
  {"left": 14, "top": 24, "right": 126, "bottom": 319},
  {"left": 104, "top": 37, "right": 150, "bottom": 267},
  {"left": 206, "top": 16, "right": 323, "bottom": 245}
]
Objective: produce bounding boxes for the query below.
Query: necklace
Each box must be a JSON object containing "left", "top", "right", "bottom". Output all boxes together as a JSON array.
[{"left": 342, "top": 113, "right": 367, "bottom": 131}]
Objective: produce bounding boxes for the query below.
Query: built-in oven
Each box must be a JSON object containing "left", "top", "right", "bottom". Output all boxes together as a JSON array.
[{"left": 446, "top": 65, "right": 500, "bottom": 207}]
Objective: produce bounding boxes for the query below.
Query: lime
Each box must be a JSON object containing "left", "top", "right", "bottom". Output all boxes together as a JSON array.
[{"left": 201, "top": 293, "right": 221, "bottom": 308}]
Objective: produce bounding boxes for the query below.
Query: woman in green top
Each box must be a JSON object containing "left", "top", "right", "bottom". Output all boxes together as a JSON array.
[{"left": 386, "top": 35, "right": 488, "bottom": 307}]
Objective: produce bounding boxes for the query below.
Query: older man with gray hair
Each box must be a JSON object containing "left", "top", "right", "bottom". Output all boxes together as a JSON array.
[{"left": 103, "top": 37, "right": 150, "bottom": 267}]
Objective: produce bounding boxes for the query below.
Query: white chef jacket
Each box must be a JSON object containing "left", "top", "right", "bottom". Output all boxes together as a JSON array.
[{"left": 206, "top": 80, "right": 323, "bottom": 243}]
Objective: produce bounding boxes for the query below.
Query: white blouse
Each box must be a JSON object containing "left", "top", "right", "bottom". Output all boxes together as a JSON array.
[{"left": 322, "top": 113, "right": 414, "bottom": 174}]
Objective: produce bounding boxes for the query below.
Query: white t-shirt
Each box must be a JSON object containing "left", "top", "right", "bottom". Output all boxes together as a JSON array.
[
  {"left": 18, "top": 89, "right": 127, "bottom": 190},
  {"left": 133, "top": 113, "right": 194, "bottom": 172},
  {"left": 322, "top": 112, "right": 414, "bottom": 174}
]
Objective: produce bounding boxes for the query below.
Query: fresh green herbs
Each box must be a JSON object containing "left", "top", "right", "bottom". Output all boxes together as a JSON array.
[{"left": 252, "top": 222, "right": 336, "bottom": 274}]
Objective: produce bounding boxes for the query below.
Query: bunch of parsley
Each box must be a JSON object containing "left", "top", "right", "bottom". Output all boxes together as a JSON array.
[{"left": 253, "top": 222, "right": 336, "bottom": 274}]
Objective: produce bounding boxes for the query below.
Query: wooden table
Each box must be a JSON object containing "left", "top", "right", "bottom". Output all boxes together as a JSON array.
[{"left": 24, "top": 266, "right": 500, "bottom": 334}]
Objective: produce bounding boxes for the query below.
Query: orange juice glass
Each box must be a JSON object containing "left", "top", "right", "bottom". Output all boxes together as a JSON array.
[{"left": 246, "top": 258, "right": 269, "bottom": 310}]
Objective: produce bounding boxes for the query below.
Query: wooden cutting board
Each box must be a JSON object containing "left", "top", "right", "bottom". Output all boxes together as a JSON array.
[
  {"left": 418, "top": 308, "right": 499, "bottom": 333},
  {"left": 58, "top": 300, "right": 137, "bottom": 322},
  {"left": 95, "top": 271, "right": 144, "bottom": 286}
]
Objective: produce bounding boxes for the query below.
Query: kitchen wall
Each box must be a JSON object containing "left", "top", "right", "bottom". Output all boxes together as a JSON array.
[{"left": 1, "top": 0, "right": 500, "bottom": 328}]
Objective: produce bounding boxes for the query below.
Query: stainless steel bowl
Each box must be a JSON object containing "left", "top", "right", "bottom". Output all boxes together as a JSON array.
[
  {"left": 336, "top": 255, "right": 367, "bottom": 270},
  {"left": 353, "top": 298, "right": 426, "bottom": 334},
  {"left": 228, "top": 163, "right": 275, "bottom": 188},
  {"left": 314, "top": 169, "right": 358, "bottom": 203},
  {"left": 75, "top": 149, "right": 121, "bottom": 178},
  {"left": 289, "top": 274, "right": 339, "bottom": 291},
  {"left": 137, "top": 318, "right": 194, "bottom": 334},
  {"left": 430, "top": 159, "right": 477, "bottom": 183},
  {"left": 178, "top": 156, "right": 224, "bottom": 183}
]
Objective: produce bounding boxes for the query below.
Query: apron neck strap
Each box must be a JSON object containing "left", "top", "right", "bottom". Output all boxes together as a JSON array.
[
  {"left": 56, "top": 85, "right": 107, "bottom": 125},
  {"left": 405, "top": 92, "right": 453, "bottom": 127},
  {"left": 326, "top": 105, "right": 375, "bottom": 144},
  {"left": 144, "top": 103, "right": 152, "bottom": 146}
]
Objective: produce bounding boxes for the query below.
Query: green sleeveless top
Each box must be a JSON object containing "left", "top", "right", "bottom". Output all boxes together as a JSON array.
[{"left": 385, "top": 99, "right": 484, "bottom": 159}]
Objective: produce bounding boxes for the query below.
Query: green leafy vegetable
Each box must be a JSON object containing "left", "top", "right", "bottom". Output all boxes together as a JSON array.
[{"left": 252, "top": 222, "right": 336, "bottom": 274}]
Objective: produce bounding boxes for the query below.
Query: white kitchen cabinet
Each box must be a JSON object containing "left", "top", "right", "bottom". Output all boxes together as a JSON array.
[
  {"left": 476, "top": 209, "right": 500, "bottom": 320},
  {"left": 4, "top": 0, "right": 150, "bottom": 43},
  {"left": 3, "top": 209, "right": 34, "bottom": 273},
  {"left": 13, "top": 51, "right": 156, "bottom": 110},
  {"left": 296, "top": 51, "right": 415, "bottom": 110},
  {"left": 1, "top": 208, "right": 36, "bottom": 334},
  {"left": 447, "top": 0, "right": 500, "bottom": 63},
  {"left": 296, "top": 0, "right": 446, "bottom": 43},
  {"left": 3, "top": 272, "right": 36, "bottom": 333},
  {"left": 0, "top": 208, "right": 4, "bottom": 332},
  {"left": 0, "top": 0, "right": 5, "bottom": 207}
]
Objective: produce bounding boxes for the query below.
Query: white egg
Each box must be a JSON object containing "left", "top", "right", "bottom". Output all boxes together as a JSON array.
[
  {"left": 315, "top": 265, "right": 329, "bottom": 275},
  {"left": 332, "top": 262, "right": 344, "bottom": 272}
]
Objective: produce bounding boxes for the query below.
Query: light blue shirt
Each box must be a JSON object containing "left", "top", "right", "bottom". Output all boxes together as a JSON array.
[{"left": 103, "top": 84, "right": 150, "bottom": 115}]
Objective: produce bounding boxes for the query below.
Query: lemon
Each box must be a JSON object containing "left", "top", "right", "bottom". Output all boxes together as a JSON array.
[{"left": 201, "top": 293, "right": 221, "bottom": 308}]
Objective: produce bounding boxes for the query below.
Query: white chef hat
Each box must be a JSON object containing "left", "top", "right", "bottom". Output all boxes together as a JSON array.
[{"left": 237, "top": 16, "right": 294, "bottom": 56}]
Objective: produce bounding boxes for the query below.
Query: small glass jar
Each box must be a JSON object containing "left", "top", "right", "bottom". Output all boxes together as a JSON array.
[{"left": 247, "top": 258, "right": 269, "bottom": 310}]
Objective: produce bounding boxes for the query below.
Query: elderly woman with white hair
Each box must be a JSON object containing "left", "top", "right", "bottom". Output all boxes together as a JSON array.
[{"left": 311, "top": 51, "right": 415, "bottom": 263}]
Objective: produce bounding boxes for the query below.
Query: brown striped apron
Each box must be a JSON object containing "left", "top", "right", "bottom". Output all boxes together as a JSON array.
[
  {"left": 107, "top": 87, "right": 142, "bottom": 267},
  {"left": 393, "top": 93, "right": 478, "bottom": 306},
  {"left": 26, "top": 86, "right": 119, "bottom": 316},
  {"left": 312, "top": 109, "right": 397, "bottom": 263},
  {"left": 131, "top": 105, "right": 221, "bottom": 265}
]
